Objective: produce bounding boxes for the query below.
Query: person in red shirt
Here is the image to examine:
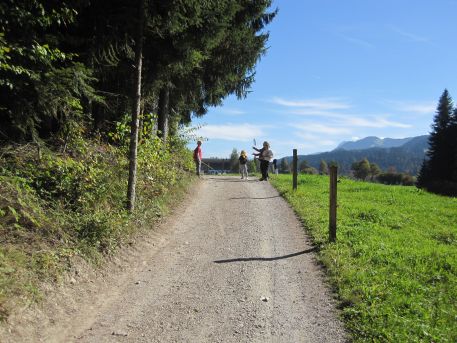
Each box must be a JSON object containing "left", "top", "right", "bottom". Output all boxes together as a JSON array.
[{"left": 193, "top": 140, "right": 203, "bottom": 176}]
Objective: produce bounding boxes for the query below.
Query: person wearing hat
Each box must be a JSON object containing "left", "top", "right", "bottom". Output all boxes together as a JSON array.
[{"left": 253, "top": 141, "right": 273, "bottom": 181}]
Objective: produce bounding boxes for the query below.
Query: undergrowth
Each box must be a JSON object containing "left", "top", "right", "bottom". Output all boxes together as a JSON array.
[{"left": 0, "top": 123, "right": 195, "bottom": 321}]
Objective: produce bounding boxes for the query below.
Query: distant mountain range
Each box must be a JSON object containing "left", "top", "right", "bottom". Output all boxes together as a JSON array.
[
  {"left": 335, "top": 136, "right": 418, "bottom": 151},
  {"left": 284, "top": 135, "right": 429, "bottom": 175}
]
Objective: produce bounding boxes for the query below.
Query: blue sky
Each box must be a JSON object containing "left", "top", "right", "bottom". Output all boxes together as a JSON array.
[{"left": 191, "top": 0, "right": 457, "bottom": 159}]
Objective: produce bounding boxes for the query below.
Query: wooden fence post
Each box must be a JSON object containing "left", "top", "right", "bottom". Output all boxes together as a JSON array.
[
  {"left": 292, "top": 149, "right": 298, "bottom": 190},
  {"left": 329, "top": 165, "right": 337, "bottom": 242}
]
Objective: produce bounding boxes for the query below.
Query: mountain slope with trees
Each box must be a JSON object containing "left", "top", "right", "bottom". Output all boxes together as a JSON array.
[{"left": 282, "top": 135, "right": 429, "bottom": 175}]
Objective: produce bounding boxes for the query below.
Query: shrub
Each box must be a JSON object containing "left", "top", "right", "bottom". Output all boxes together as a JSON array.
[{"left": 377, "top": 172, "right": 416, "bottom": 186}]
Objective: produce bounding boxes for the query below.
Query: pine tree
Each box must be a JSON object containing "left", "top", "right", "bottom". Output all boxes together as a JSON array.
[{"left": 417, "top": 89, "right": 454, "bottom": 191}]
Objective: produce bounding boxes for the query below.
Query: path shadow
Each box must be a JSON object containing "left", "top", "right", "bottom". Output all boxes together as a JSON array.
[
  {"left": 228, "top": 195, "right": 281, "bottom": 200},
  {"left": 213, "top": 247, "right": 317, "bottom": 264}
]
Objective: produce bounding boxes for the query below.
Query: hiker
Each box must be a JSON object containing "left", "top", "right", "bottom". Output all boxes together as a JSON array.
[
  {"left": 253, "top": 141, "right": 273, "bottom": 181},
  {"left": 239, "top": 150, "right": 248, "bottom": 180},
  {"left": 193, "top": 140, "right": 203, "bottom": 176}
]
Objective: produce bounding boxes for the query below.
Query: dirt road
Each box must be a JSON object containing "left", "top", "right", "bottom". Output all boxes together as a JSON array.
[{"left": 4, "top": 176, "right": 347, "bottom": 342}]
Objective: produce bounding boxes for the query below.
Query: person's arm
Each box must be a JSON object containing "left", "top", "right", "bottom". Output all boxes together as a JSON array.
[
  {"left": 198, "top": 147, "right": 202, "bottom": 161},
  {"left": 252, "top": 146, "right": 260, "bottom": 152}
]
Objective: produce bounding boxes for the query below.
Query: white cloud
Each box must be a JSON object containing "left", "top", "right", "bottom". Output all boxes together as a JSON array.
[
  {"left": 389, "top": 101, "right": 435, "bottom": 114},
  {"left": 389, "top": 26, "right": 430, "bottom": 43},
  {"left": 198, "top": 124, "right": 263, "bottom": 141},
  {"left": 342, "top": 116, "right": 412, "bottom": 128},
  {"left": 292, "top": 123, "right": 351, "bottom": 135},
  {"left": 271, "top": 97, "right": 351, "bottom": 110},
  {"left": 288, "top": 109, "right": 345, "bottom": 117}
]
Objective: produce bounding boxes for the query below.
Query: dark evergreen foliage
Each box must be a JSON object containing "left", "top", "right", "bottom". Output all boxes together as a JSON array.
[
  {"left": 0, "top": 0, "right": 276, "bottom": 142},
  {"left": 417, "top": 89, "right": 457, "bottom": 195}
]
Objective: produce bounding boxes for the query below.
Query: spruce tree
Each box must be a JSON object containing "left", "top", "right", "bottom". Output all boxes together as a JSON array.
[{"left": 417, "top": 89, "right": 454, "bottom": 190}]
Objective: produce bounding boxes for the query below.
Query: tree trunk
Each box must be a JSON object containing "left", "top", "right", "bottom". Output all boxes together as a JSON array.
[
  {"left": 157, "top": 87, "right": 169, "bottom": 143},
  {"left": 126, "top": 0, "right": 145, "bottom": 212}
]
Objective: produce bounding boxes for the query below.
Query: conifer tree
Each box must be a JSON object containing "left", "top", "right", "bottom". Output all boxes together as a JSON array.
[{"left": 417, "top": 89, "right": 454, "bottom": 191}]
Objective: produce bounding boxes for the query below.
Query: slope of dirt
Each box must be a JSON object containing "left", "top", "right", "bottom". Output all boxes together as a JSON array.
[{"left": 1, "top": 176, "right": 347, "bottom": 343}]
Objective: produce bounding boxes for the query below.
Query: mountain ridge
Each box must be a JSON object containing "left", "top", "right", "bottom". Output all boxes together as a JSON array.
[
  {"left": 334, "top": 136, "right": 418, "bottom": 151},
  {"left": 283, "top": 135, "right": 429, "bottom": 175}
]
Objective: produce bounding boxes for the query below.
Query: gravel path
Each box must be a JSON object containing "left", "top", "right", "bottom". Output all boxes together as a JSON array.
[{"left": 3, "top": 176, "right": 348, "bottom": 342}]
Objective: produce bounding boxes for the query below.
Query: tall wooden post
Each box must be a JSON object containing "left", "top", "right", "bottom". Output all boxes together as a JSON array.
[
  {"left": 329, "top": 165, "right": 338, "bottom": 242},
  {"left": 293, "top": 149, "right": 298, "bottom": 190}
]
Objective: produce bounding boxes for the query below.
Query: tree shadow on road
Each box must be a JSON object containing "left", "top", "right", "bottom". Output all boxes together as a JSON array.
[{"left": 213, "top": 247, "right": 317, "bottom": 264}]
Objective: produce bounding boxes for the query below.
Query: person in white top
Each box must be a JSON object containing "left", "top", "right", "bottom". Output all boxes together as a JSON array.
[{"left": 253, "top": 141, "right": 273, "bottom": 181}]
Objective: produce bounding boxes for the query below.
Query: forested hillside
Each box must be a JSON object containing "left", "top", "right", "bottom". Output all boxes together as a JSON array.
[{"left": 283, "top": 135, "right": 429, "bottom": 175}]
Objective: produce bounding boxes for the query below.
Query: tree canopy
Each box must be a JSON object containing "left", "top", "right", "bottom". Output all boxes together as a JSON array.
[{"left": 0, "top": 0, "right": 276, "bottom": 143}]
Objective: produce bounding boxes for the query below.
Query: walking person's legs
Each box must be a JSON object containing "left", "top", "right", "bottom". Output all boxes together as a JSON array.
[
  {"left": 260, "top": 160, "right": 269, "bottom": 180},
  {"left": 195, "top": 159, "right": 201, "bottom": 176},
  {"left": 242, "top": 164, "right": 248, "bottom": 179}
]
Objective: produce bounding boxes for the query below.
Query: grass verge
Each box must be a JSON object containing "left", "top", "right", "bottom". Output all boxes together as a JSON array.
[{"left": 270, "top": 174, "right": 457, "bottom": 342}]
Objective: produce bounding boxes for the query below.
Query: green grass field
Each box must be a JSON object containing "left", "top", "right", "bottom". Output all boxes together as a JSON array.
[{"left": 270, "top": 174, "right": 457, "bottom": 342}]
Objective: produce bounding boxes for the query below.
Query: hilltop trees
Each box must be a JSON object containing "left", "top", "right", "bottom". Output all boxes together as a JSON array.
[{"left": 417, "top": 89, "right": 457, "bottom": 195}]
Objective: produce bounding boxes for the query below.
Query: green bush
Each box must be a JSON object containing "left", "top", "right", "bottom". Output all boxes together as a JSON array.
[{"left": 0, "top": 123, "right": 195, "bottom": 320}]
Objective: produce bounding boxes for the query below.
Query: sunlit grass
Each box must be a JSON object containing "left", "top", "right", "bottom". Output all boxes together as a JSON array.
[{"left": 270, "top": 174, "right": 457, "bottom": 342}]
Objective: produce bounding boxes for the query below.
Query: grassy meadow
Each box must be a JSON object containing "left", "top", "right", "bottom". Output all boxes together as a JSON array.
[{"left": 270, "top": 174, "right": 457, "bottom": 342}]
